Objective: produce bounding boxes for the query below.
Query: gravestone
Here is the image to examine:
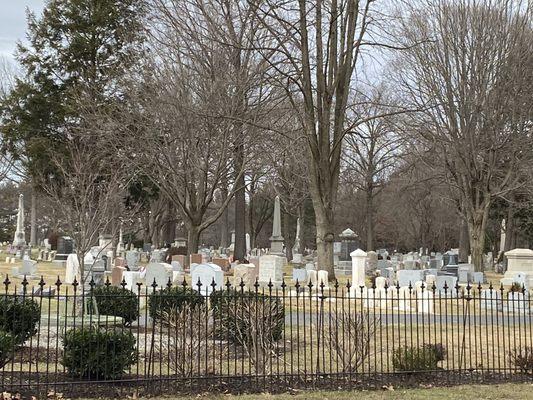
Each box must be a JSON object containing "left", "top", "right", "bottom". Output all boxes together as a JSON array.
[
  {"left": 171, "top": 260, "right": 183, "bottom": 272},
  {"left": 172, "top": 254, "right": 188, "bottom": 270},
  {"left": 443, "top": 252, "right": 459, "bottom": 266},
  {"left": 317, "top": 270, "right": 329, "bottom": 289},
  {"left": 510, "top": 272, "right": 529, "bottom": 290},
  {"left": 249, "top": 257, "right": 260, "bottom": 270},
  {"left": 382, "top": 267, "right": 395, "bottom": 283},
  {"left": 505, "top": 292, "right": 530, "bottom": 313},
  {"left": 150, "top": 250, "right": 166, "bottom": 263},
  {"left": 115, "top": 257, "right": 126, "bottom": 268},
  {"left": 190, "top": 253, "right": 203, "bottom": 265},
  {"left": 91, "top": 259, "right": 106, "bottom": 285},
  {"left": 501, "top": 248, "right": 533, "bottom": 288},
  {"left": 397, "top": 286, "right": 413, "bottom": 311},
  {"left": 211, "top": 257, "right": 230, "bottom": 272},
  {"left": 366, "top": 251, "right": 378, "bottom": 273},
  {"left": 126, "top": 250, "right": 140, "bottom": 271},
  {"left": 435, "top": 275, "right": 458, "bottom": 296},
  {"left": 233, "top": 263, "right": 258, "bottom": 288},
  {"left": 429, "top": 258, "right": 443, "bottom": 269},
  {"left": 56, "top": 236, "right": 74, "bottom": 261},
  {"left": 122, "top": 271, "right": 142, "bottom": 291},
  {"left": 307, "top": 270, "right": 318, "bottom": 287},
  {"left": 84, "top": 250, "right": 95, "bottom": 267},
  {"left": 191, "top": 263, "right": 224, "bottom": 295},
  {"left": 377, "top": 259, "right": 389, "bottom": 272},
  {"left": 458, "top": 266, "right": 471, "bottom": 283},
  {"left": 403, "top": 260, "right": 418, "bottom": 270},
  {"left": 472, "top": 272, "right": 484, "bottom": 284},
  {"left": 350, "top": 249, "right": 367, "bottom": 295},
  {"left": 397, "top": 270, "right": 425, "bottom": 288},
  {"left": 339, "top": 228, "right": 359, "bottom": 261},
  {"left": 269, "top": 196, "right": 285, "bottom": 254},
  {"left": 111, "top": 265, "right": 126, "bottom": 286},
  {"left": 13, "top": 259, "right": 37, "bottom": 278},
  {"left": 64, "top": 254, "right": 80, "bottom": 284},
  {"left": 292, "top": 268, "right": 307, "bottom": 283},
  {"left": 425, "top": 274, "right": 437, "bottom": 287},
  {"left": 258, "top": 255, "right": 284, "bottom": 285},
  {"left": 292, "top": 253, "right": 303, "bottom": 264},
  {"left": 417, "top": 290, "right": 434, "bottom": 314},
  {"left": 481, "top": 289, "right": 502, "bottom": 310},
  {"left": 145, "top": 262, "right": 173, "bottom": 289}
]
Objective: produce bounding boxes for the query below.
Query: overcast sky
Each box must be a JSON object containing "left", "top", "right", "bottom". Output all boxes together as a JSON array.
[{"left": 0, "top": 0, "right": 44, "bottom": 62}]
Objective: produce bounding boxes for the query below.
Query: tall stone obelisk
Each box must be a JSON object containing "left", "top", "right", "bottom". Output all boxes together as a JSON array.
[
  {"left": 269, "top": 196, "right": 284, "bottom": 254},
  {"left": 13, "top": 194, "right": 26, "bottom": 248}
]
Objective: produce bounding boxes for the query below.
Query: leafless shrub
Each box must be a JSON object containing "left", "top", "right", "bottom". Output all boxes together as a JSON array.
[
  {"left": 325, "top": 311, "right": 381, "bottom": 373},
  {"left": 213, "top": 292, "right": 284, "bottom": 375},
  {"left": 510, "top": 346, "right": 533, "bottom": 375},
  {"left": 156, "top": 305, "right": 213, "bottom": 377}
]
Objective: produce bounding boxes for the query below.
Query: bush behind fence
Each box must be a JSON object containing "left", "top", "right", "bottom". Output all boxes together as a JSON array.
[{"left": 0, "top": 277, "right": 532, "bottom": 397}]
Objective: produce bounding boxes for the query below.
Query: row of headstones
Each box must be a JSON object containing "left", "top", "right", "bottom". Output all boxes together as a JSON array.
[
  {"left": 107, "top": 254, "right": 294, "bottom": 295},
  {"left": 37, "top": 249, "right": 57, "bottom": 262},
  {"left": 381, "top": 265, "right": 485, "bottom": 286},
  {"left": 359, "top": 279, "right": 530, "bottom": 314}
]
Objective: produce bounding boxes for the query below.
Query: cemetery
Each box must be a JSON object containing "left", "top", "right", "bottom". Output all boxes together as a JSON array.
[
  {"left": 0, "top": 0, "right": 531, "bottom": 399},
  {"left": 0, "top": 191, "right": 531, "bottom": 397}
]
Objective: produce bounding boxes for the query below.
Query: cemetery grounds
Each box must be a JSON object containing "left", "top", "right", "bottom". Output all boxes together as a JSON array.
[{"left": 0, "top": 247, "right": 531, "bottom": 398}]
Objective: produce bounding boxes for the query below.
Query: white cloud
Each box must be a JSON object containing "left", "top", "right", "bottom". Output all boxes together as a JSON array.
[{"left": 0, "top": 0, "right": 44, "bottom": 63}]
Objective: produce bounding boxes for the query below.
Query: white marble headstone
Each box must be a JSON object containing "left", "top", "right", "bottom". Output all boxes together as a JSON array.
[
  {"left": 191, "top": 263, "right": 224, "bottom": 295},
  {"left": 258, "top": 255, "right": 284, "bottom": 284}
]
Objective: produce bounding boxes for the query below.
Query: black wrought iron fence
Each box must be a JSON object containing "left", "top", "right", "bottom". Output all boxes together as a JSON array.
[{"left": 0, "top": 276, "right": 531, "bottom": 397}]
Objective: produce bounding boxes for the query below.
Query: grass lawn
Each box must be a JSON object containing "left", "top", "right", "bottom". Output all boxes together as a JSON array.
[{"left": 151, "top": 383, "right": 533, "bottom": 399}]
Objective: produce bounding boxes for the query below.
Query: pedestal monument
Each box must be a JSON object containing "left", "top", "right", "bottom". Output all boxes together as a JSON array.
[
  {"left": 13, "top": 194, "right": 26, "bottom": 253},
  {"left": 269, "top": 196, "right": 284, "bottom": 255}
]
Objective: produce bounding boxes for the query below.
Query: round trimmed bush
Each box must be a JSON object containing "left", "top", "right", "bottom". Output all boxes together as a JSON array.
[
  {"left": 148, "top": 286, "right": 204, "bottom": 322},
  {"left": 62, "top": 328, "right": 137, "bottom": 380},
  {"left": 0, "top": 296, "right": 40, "bottom": 343},
  {"left": 0, "top": 330, "right": 16, "bottom": 368},
  {"left": 392, "top": 344, "right": 445, "bottom": 372},
  {"left": 91, "top": 286, "right": 139, "bottom": 326}
]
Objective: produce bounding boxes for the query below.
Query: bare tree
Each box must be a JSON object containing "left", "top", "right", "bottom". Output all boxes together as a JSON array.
[
  {"left": 37, "top": 132, "right": 130, "bottom": 284},
  {"left": 0, "top": 56, "right": 16, "bottom": 100},
  {"left": 121, "top": 0, "right": 278, "bottom": 255},
  {"left": 247, "top": 174, "right": 274, "bottom": 249},
  {"left": 398, "top": 0, "right": 533, "bottom": 270},
  {"left": 343, "top": 87, "right": 403, "bottom": 251},
  {"left": 254, "top": 0, "right": 391, "bottom": 279}
]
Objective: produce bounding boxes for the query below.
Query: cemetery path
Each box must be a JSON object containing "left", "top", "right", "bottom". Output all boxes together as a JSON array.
[
  {"left": 132, "top": 312, "right": 529, "bottom": 328},
  {"left": 284, "top": 312, "right": 529, "bottom": 326}
]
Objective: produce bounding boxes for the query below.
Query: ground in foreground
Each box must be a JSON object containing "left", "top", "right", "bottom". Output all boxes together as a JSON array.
[{"left": 150, "top": 383, "right": 532, "bottom": 400}]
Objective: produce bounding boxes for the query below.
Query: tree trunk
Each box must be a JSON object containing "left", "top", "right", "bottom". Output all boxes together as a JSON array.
[
  {"left": 234, "top": 144, "right": 246, "bottom": 261},
  {"left": 504, "top": 206, "right": 514, "bottom": 253},
  {"left": 467, "top": 205, "right": 490, "bottom": 272},
  {"left": 314, "top": 206, "right": 335, "bottom": 280},
  {"left": 284, "top": 211, "right": 293, "bottom": 262},
  {"left": 458, "top": 217, "right": 470, "bottom": 263},
  {"left": 30, "top": 191, "right": 37, "bottom": 246},
  {"left": 365, "top": 189, "right": 374, "bottom": 252},
  {"left": 187, "top": 225, "right": 200, "bottom": 255},
  {"left": 298, "top": 204, "right": 306, "bottom": 253},
  {"left": 219, "top": 183, "right": 229, "bottom": 249},
  {"left": 220, "top": 207, "right": 228, "bottom": 249}
]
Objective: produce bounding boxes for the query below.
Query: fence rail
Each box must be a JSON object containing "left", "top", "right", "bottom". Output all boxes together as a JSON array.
[{"left": 0, "top": 276, "right": 531, "bottom": 397}]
